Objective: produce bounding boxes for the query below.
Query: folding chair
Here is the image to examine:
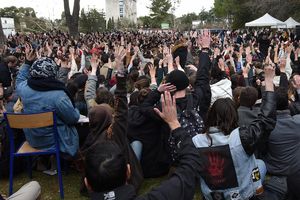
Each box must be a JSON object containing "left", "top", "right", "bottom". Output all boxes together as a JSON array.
[{"left": 4, "top": 110, "right": 64, "bottom": 199}]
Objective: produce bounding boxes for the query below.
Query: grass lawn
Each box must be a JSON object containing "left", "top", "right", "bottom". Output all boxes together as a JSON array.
[{"left": 0, "top": 170, "right": 202, "bottom": 200}]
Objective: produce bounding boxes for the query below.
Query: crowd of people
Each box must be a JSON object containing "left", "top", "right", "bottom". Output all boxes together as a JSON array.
[{"left": 0, "top": 28, "right": 300, "bottom": 200}]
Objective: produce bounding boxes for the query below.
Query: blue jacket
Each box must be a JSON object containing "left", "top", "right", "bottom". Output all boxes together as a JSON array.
[{"left": 16, "top": 64, "right": 80, "bottom": 156}]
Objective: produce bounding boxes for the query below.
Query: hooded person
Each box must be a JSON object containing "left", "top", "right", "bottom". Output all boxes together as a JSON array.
[
  {"left": 141, "top": 47, "right": 212, "bottom": 164},
  {"left": 80, "top": 73, "right": 143, "bottom": 192},
  {"left": 210, "top": 58, "right": 233, "bottom": 106},
  {"left": 16, "top": 57, "right": 80, "bottom": 156}
]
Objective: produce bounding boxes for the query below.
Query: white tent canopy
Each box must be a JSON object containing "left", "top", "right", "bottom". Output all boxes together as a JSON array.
[
  {"left": 272, "top": 17, "right": 300, "bottom": 28},
  {"left": 245, "top": 13, "right": 285, "bottom": 27}
]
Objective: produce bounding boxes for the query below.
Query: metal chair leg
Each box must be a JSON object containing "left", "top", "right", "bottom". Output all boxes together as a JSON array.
[
  {"left": 56, "top": 153, "right": 64, "bottom": 199},
  {"left": 9, "top": 154, "right": 14, "bottom": 196}
]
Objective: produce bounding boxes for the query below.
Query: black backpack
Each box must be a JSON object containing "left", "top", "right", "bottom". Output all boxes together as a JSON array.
[{"left": 169, "top": 95, "right": 204, "bottom": 162}]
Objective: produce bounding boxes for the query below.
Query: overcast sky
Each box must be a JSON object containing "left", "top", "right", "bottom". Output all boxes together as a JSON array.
[{"left": 0, "top": 0, "right": 214, "bottom": 19}]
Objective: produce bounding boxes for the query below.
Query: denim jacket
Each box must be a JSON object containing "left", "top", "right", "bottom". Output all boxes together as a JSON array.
[
  {"left": 16, "top": 63, "right": 80, "bottom": 156},
  {"left": 193, "top": 128, "right": 262, "bottom": 200}
]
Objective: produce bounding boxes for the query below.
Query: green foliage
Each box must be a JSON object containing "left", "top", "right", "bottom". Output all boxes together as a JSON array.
[
  {"left": 179, "top": 13, "right": 199, "bottom": 29},
  {"left": 0, "top": 6, "right": 51, "bottom": 32},
  {"left": 214, "top": 0, "right": 235, "bottom": 18},
  {"left": 138, "top": 16, "right": 152, "bottom": 28},
  {"left": 107, "top": 18, "right": 115, "bottom": 31},
  {"left": 0, "top": 6, "right": 37, "bottom": 30},
  {"left": 214, "top": 0, "right": 300, "bottom": 28},
  {"left": 79, "top": 8, "right": 106, "bottom": 33},
  {"left": 148, "top": 0, "right": 172, "bottom": 28},
  {"left": 116, "top": 18, "right": 122, "bottom": 29},
  {"left": 176, "top": 9, "right": 216, "bottom": 30}
]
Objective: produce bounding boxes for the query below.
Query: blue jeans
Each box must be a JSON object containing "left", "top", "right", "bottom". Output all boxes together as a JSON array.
[{"left": 130, "top": 141, "right": 143, "bottom": 161}]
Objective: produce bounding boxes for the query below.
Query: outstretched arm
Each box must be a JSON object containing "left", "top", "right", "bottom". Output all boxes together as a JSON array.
[
  {"left": 107, "top": 46, "right": 128, "bottom": 147},
  {"left": 16, "top": 44, "right": 36, "bottom": 92},
  {"left": 84, "top": 57, "right": 99, "bottom": 112},
  {"left": 240, "top": 65, "right": 276, "bottom": 155},
  {"left": 193, "top": 30, "right": 212, "bottom": 118},
  {"left": 136, "top": 92, "right": 203, "bottom": 200}
]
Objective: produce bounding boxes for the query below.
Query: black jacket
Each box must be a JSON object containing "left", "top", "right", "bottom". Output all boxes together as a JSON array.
[
  {"left": 127, "top": 103, "right": 171, "bottom": 178},
  {"left": 238, "top": 105, "right": 261, "bottom": 127},
  {"left": 145, "top": 51, "right": 212, "bottom": 121},
  {"left": 0, "top": 63, "right": 12, "bottom": 87},
  {"left": 82, "top": 74, "right": 143, "bottom": 190},
  {"left": 263, "top": 110, "right": 300, "bottom": 176},
  {"left": 239, "top": 92, "right": 276, "bottom": 156},
  {"left": 91, "top": 127, "right": 205, "bottom": 200}
]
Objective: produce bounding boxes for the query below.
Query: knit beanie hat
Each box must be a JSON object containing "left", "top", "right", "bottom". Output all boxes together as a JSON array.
[
  {"left": 166, "top": 70, "right": 189, "bottom": 91},
  {"left": 29, "top": 57, "right": 58, "bottom": 78}
]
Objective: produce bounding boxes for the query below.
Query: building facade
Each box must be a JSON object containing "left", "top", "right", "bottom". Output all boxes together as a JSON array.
[{"left": 105, "top": 0, "right": 137, "bottom": 23}]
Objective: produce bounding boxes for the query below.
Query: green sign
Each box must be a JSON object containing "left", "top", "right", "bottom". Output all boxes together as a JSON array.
[{"left": 161, "top": 23, "right": 170, "bottom": 29}]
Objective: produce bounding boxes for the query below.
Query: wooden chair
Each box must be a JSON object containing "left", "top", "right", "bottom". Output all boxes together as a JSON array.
[{"left": 4, "top": 111, "right": 64, "bottom": 199}]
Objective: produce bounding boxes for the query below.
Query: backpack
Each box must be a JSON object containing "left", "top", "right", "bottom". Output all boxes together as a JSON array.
[{"left": 169, "top": 94, "right": 204, "bottom": 162}]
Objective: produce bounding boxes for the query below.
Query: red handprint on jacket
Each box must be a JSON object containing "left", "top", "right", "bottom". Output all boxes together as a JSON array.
[{"left": 207, "top": 152, "right": 225, "bottom": 177}]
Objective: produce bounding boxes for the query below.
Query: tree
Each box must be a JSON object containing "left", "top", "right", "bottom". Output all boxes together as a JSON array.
[
  {"left": 179, "top": 13, "right": 199, "bottom": 29},
  {"left": 214, "top": 0, "right": 235, "bottom": 26},
  {"left": 0, "top": 21, "right": 5, "bottom": 47},
  {"left": 107, "top": 18, "right": 115, "bottom": 30},
  {"left": 80, "top": 8, "right": 106, "bottom": 33},
  {"left": 138, "top": 16, "right": 152, "bottom": 28},
  {"left": 116, "top": 18, "right": 122, "bottom": 29},
  {"left": 0, "top": 6, "right": 42, "bottom": 32},
  {"left": 63, "top": 0, "right": 80, "bottom": 38},
  {"left": 148, "top": 0, "right": 172, "bottom": 28},
  {"left": 213, "top": 0, "right": 300, "bottom": 28}
]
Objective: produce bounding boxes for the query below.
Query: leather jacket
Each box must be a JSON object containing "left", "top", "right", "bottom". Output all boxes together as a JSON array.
[{"left": 239, "top": 91, "right": 276, "bottom": 156}]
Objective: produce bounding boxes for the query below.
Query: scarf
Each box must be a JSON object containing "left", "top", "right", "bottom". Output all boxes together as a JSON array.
[{"left": 27, "top": 77, "right": 75, "bottom": 107}]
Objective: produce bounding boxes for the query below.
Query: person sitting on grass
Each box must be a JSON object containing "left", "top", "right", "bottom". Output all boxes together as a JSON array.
[{"left": 84, "top": 91, "right": 205, "bottom": 200}]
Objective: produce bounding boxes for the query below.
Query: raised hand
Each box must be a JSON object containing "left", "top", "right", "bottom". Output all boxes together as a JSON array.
[
  {"left": 134, "top": 46, "right": 140, "bottom": 54},
  {"left": 158, "top": 59, "right": 163, "bottom": 68},
  {"left": 114, "top": 45, "right": 127, "bottom": 70},
  {"left": 242, "top": 64, "right": 250, "bottom": 78},
  {"left": 158, "top": 83, "right": 176, "bottom": 93},
  {"left": 198, "top": 29, "right": 211, "bottom": 48},
  {"left": 245, "top": 46, "right": 251, "bottom": 55},
  {"left": 149, "top": 63, "right": 156, "bottom": 78},
  {"left": 292, "top": 74, "right": 300, "bottom": 90},
  {"left": 25, "top": 43, "right": 36, "bottom": 62},
  {"left": 154, "top": 91, "right": 180, "bottom": 130},
  {"left": 90, "top": 57, "right": 100, "bottom": 75},
  {"left": 279, "top": 57, "right": 286, "bottom": 72},
  {"left": 46, "top": 41, "right": 53, "bottom": 57},
  {"left": 264, "top": 64, "right": 275, "bottom": 92},
  {"left": 69, "top": 47, "right": 75, "bottom": 56},
  {"left": 246, "top": 54, "right": 252, "bottom": 64}
]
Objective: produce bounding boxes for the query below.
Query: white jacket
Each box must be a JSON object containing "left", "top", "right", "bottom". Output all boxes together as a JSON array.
[{"left": 210, "top": 78, "right": 232, "bottom": 106}]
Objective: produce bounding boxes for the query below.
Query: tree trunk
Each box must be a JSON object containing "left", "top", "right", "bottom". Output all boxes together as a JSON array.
[
  {"left": 63, "top": 0, "right": 80, "bottom": 38},
  {"left": 0, "top": 19, "right": 6, "bottom": 47}
]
